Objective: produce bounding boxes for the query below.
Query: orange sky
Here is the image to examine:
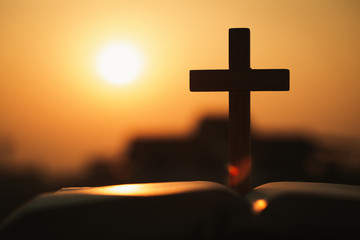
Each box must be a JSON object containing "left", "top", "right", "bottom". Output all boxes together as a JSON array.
[{"left": 1, "top": 0, "right": 360, "bottom": 177}]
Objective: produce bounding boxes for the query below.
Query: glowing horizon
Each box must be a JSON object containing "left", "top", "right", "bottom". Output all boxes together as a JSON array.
[{"left": 1, "top": 0, "right": 360, "bottom": 176}]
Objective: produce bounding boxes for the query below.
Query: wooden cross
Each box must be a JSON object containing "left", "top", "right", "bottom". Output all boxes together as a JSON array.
[{"left": 190, "top": 28, "right": 289, "bottom": 195}]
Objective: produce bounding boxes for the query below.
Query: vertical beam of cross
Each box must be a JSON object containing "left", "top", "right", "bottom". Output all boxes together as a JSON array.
[
  {"left": 190, "top": 28, "right": 289, "bottom": 195},
  {"left": 228, "top": 29, "right": 251, "bottom": 194}
]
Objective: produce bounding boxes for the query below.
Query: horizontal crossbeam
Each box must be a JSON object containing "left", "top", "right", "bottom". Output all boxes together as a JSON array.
[{"left": 190, "top": 69, "right": 289, "bottom": 91}]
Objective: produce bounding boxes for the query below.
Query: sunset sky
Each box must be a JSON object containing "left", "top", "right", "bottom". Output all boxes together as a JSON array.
[{"left": 1, "top": 0, "right": 360, "bottom": 177}]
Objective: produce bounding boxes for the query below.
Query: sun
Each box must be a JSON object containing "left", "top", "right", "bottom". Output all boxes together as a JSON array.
[{"left": 96, "top": 42, "right": 143, "bottom": 85}]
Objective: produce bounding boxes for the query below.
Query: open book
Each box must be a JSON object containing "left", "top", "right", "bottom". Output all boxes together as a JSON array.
[{"left": 1, "top": 181, "right": 360, "bottom": 239}]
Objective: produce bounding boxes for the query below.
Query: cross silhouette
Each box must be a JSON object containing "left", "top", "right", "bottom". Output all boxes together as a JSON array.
[{"left": 190, "top": 28, "right": 289, "bottom": 194}]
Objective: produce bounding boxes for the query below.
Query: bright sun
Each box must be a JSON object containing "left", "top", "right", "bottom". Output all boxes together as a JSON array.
[{"left": 96, "top": 42, "right": 143, "bottom": 85}]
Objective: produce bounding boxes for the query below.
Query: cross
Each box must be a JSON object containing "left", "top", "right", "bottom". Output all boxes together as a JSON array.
[{"left": 190, "top": 28, "right": 289, "bottom": 195}]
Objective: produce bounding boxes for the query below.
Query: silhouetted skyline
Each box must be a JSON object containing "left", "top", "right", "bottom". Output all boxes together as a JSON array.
[{"left": 1, "top": 116, "right": 360, "bottom": 223}]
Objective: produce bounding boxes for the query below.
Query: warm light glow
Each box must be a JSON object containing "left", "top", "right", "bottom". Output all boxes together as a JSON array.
[
  {"left": 252, "top": 199, "right": 268, "bottom": 213},
  {"left": 228, "top": 164, "right": 240, "bottom": 176},
  {"left": 62, "top": 182, "right": 226, "bottom": 197},
  {"left": 2, "top": 0, "right": 360, "bottom": 176},
  {"left": 107, "top": 184, "right": 141, "bottom": 194},
  {"left": 96, "top": 42, "right": 142, "bottom": 85},
  {"left": 227, "top": 157, "right": 251, "bottom": 187}
]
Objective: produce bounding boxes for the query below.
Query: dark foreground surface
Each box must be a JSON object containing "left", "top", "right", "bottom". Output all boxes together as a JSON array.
[{"left": 1, "top": 181, "right": 360, "bottom": 239}]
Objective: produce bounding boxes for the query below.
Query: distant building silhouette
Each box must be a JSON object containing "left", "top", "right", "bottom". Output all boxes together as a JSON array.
[
  {"left": 126, "top": 116, "right": 360, "bottom": 187},
  {"left": 251, "top": 135, "right": 316, "bottom": 186},
  {"left": 127, "top": 118, "right": 229, "bottom": 184}
]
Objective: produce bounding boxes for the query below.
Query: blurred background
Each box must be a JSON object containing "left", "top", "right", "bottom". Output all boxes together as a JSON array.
[{"left": 1, "top": 0, "right": 360, "bottom": 222}]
